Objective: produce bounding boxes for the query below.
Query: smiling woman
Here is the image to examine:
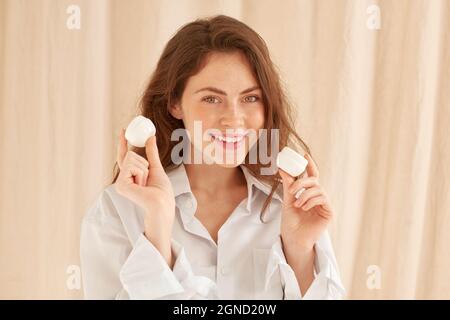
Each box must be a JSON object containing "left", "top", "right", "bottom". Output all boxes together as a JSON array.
[
  {"left": 80, "top": 14, "right": 345, "bottom": 300},
  {"left": 110, "top": 16, "right": 312, "bottom": 204}
]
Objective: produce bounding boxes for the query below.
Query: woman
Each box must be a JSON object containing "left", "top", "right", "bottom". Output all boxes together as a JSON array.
[{"left": 80, "top": 15, "right": 345, "bottom": 299}]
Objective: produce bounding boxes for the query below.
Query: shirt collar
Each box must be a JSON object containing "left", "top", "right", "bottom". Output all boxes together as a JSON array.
[
  {"left": 166, "top": 163, "right": 283, "bottom": 215},
  {"left": 166, "top": 163, "right": 192, "bottom": 198},
  {"left": 240, "top": 165, "right": 283, "bottom": 212}
]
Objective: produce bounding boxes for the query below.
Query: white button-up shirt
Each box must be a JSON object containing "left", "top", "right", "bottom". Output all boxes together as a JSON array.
[{"left": 80, "top": 163, "right": 346, "bottom": 299}]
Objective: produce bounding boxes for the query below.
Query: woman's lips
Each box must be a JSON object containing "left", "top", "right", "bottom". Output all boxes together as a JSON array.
[{"left": 209, "top": 132, "right": 247, "bottom": 151}]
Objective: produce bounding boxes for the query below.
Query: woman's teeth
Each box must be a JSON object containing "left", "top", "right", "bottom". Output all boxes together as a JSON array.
[{"left": 212, "top": 135, "right": 245, "bottom": 143}]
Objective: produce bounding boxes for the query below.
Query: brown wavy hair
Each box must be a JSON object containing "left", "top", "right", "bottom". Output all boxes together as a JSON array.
[{"left": 111, "top": 15, "right": 314, "bottom": 222}]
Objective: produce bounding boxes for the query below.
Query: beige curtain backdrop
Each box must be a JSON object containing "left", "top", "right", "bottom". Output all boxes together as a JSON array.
[{"left": 0, "top": 0, "right": 449, "bottom": 299}]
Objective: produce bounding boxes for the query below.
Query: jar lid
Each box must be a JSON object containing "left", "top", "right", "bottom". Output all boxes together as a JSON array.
[
  {"left": 125, "top": 115, "right": 156, "bottom": 147},
  {"left": 276, "top": 147, "right": 308, "bottom": 177}
]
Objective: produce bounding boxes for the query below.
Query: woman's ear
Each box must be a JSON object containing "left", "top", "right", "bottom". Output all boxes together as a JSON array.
[{"left": 169, "top": 102, "right": 183, "bottom": 120}]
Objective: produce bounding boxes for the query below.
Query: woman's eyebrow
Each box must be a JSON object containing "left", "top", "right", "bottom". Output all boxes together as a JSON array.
[{"left": 194, "top": 85, "right": 260, "bottom": 95}]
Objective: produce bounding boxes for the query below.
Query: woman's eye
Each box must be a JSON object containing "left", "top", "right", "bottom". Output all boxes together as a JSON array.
[
  {"left": 202, "top": 95, "right": 260, "bottom": 104},
  {"left": 202, "top": 96, "right": 221, "bottom": 104},
  {"left": 244, "top": 95, "right": 260, "bottom": 103}
]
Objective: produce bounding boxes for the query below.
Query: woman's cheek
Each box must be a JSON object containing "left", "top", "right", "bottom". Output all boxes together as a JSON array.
[{"left": 251, "top": 106, "right": 265, "bottom": 132}]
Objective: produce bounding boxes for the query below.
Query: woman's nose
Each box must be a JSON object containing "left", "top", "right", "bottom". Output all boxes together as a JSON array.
[{"left": 220, "top": 101, "right": 244, "bottom": 127}]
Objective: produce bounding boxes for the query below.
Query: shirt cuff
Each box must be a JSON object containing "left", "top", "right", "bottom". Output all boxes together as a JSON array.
[
  {"left": 266, "top": 236, "right": 346, "bottom": 300},
  {"left": 119, "top": 233, "right": 217, "bottom": 299}
]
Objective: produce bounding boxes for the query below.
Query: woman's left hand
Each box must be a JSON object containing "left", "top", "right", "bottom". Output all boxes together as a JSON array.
[{"left": 279, "top": 153, "right": 334, "bottom": 250}]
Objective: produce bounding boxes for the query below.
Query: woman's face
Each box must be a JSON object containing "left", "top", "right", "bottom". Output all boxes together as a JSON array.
[{"left": 170, "top": 51, "right": 265, "bottom": 167}]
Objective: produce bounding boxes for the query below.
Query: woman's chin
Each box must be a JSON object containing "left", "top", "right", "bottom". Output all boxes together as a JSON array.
[
  {"left": 198, "top": 141, "right": 249, "bottom": 167},
  {"left": 215, "top": 161, "right": 243, "bottom": 168},
  {"left": 203, "top": 154, "right": 246, "bottom": 167}
]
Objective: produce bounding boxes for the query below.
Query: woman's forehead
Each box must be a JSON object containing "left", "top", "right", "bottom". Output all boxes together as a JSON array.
[{"left": 185, "top": 52, "right": 258, "bottom": 94}]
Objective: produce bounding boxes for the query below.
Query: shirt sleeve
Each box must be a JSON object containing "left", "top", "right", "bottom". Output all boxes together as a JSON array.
[
  {"left": 119, "top": 233, "right": 218, "bottom": 299},
  {"left": 265, "top": 231, "right": 346, "bottom": 300},
  {"left": 80, "top": 190, "right": 218, "bottom": 300}
]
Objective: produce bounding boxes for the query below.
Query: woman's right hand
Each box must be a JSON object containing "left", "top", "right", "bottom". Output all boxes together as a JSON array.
[{"left": 114, "top": 128, "right": 176, "bottom": 267}]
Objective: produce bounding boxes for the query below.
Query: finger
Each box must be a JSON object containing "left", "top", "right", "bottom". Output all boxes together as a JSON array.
[
  {"left": 278, "top": 168, "right": 296, "bottom": 204},
  {"left": 118, "top": 163, "right": 139, "bottom": 185},
  {"left": 294, "top": 187, "right": 306, "bottom": 200},
  {"left": 132, "top": 162, "right": 148, "bottom": 186},
  {"left": 294, "top": 186, "right": 323, "bottom": 208},
  {"left": 288, "top": 176, "right": 319, "bottom": 195},
  {"left": 304, "top": 153, "right": 319, "bottom": 179},
  {"left": 143, "top": 170, "right": 149, "bottom": 187},
  {"left": 126, "top": 165, "right": 145, "bottom": 186},
  {"left": 127, "top": 150, "right": 149, "bottom": 168},
  {"left": 125, "top": 155, "right": 149, "bottom": 173},
  {"left": 117, "top": 128, "right": 128, "bottom": 169},
  {"left": 145, "top": 136, "right": 163, "bottom": 169},
  {"left": 139, "top": 166, "right": 149, "bottom": 186},
  {"left": 134, "top": 173, "right": 143, "bottom": 187},
  {"left": 301, "top": 195, "right": 329, "bottom": 213},
  {"left": 136, "top": 168, "right": 146, "bottom": 187}
]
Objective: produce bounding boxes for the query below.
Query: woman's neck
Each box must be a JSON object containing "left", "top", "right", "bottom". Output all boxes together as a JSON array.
[{"left": 184, "top": 162, "right": 247, "bottom": 195}]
